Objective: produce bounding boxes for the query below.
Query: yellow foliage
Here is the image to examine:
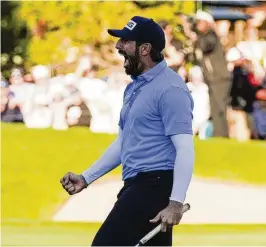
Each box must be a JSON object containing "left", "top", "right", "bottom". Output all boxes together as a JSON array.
[{"left": 18, "top": 1, "right": 195, "bottom": 69}]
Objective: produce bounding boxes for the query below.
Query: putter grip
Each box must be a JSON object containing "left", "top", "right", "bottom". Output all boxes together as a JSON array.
[{"left": 139, "top": 203, "right": 190, "bottom": 245}]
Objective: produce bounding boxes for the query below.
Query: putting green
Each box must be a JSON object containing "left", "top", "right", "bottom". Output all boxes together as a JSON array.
[
  {"left": 2, "top": 123, "right": 266, "bottom": 221},
  {"left": 2, "top": 222, "right": 266, "bottom": 246}
]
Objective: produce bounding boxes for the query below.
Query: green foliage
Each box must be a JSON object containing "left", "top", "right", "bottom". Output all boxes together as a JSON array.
[
  {"left": 18, "top": 1, "right": 195, "bottom": 69},
  {"left": 1, "top": 1, "right": 29, "bottom": 78},
  {"left": 2, "top": 123, "right": 266, "bottom": 221}
]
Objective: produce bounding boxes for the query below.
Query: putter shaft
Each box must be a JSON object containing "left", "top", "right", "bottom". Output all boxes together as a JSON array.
[{"left": 135, "top": 203, "right": 190, "bottom": 246}]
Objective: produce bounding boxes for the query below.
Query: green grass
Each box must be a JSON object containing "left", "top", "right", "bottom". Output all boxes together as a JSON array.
[
  {"left": 2, "top": 123, "right": 266, "bottom": 221},
  {"left": 2, "top": 222, "right": 266, "bottom": 246}
]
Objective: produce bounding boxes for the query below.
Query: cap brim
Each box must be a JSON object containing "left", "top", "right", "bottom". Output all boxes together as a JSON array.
[{"left": 107, "top": 29, "right": 125, "bottom": 38}]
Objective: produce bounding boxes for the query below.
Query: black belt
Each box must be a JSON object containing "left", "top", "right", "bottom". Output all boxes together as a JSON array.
[{"left": 124, "top": 170, "right": 173, "bottom": 186}]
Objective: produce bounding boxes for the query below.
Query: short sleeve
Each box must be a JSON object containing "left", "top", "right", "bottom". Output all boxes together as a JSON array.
[{"left": 159, "top": 87, "right": 193, "bottom": 136}]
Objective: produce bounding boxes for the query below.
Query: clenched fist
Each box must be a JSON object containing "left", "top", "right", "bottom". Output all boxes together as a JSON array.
[{"left": 60, "top": 172, "right": 88, "bottom": 195}]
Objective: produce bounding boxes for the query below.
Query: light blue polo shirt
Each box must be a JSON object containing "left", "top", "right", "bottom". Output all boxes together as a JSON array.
[{"left": 119, "top": 60, "right": 194, "bottom": 180}]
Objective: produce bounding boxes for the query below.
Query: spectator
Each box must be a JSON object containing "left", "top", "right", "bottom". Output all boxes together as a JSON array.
[
  {"left": 1, "top": 79, "right": 8, "bottom": 113},
  {"left": 6, "top": 67, "right": 33, "bottom": 123},
  {"left": 226, "top": 47, "right": 257, "bottom": 141},
  {"left": 252, "top": 75, "right": 266, "bottom": 140},
  {"left": 8, "top": 68, "right": 28, "bottom": 109},
  {"left": 66, "top": 97, "right": 91, "bottom": 128},
  {"left": 49, "top": 77, "right": 83, "bottom": 130},
  {"left": 193, "top": 10, "right": 230, "bottom": 138},
  {"left": 75, "top": 54, "right": 92, "bottom": 77},
  {"left": 82, "top": 64, "right": 100, "bottom": 79},
  {"left": 24, "top": 65, "right": 52, "bottom": 129},
  {"left": 159, "top": 20, "right": 185, "bottom": 71},
  {"left": 49, "top": 90, "right": 69, "bottom": 131},
  {"left": 187, "top": 66, "right": 211, "bottom": 139},
  {"left": 1, "top": 78, "right": 23, "bottom": 123}
]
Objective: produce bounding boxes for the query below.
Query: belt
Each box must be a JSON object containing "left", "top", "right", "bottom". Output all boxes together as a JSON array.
[{"left": 124, "top": 170, "right": 173, "bottom": 186}]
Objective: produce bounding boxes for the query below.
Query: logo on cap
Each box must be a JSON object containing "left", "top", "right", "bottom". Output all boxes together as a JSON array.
[{"left": 125, "top": 20, "right": 137, "bottom": 31}]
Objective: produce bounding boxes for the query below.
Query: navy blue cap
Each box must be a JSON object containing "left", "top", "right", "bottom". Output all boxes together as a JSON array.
[{"left": 108, "top": 16, "right": 165, "bottom": 52}]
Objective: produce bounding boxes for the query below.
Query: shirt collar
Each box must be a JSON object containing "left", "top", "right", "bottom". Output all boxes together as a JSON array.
[{"left": 131, "top": 60, "right": 167, "bottom": 83}]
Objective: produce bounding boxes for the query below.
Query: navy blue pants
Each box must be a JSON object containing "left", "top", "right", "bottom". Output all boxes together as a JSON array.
[{"left": 91, "top": 170, "right": 174, "bottom": 246}]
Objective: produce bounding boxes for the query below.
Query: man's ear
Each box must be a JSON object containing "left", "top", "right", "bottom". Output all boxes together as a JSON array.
[{"left": 140, "top": 43, "right": 152, "bottom": 56}]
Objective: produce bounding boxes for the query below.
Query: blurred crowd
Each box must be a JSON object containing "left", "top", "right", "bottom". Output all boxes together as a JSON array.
[
  {"left": 160, "top": 10, "right": 266, "bottom": 141},
  {"left": 1, "top": 10, "right": 266, "bottom": 141},
  {"left": 1, "top": 61, "right": 130, "bottom": 134}
]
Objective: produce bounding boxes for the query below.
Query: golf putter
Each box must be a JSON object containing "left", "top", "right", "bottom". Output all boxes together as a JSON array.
[{"left": 135, "top": 203, "right": 190, "bottom": 246}]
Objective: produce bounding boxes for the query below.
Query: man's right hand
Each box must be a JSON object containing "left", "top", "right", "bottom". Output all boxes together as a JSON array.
[{"left": 60, "top": 172, "right": 88, "bottom": 195}]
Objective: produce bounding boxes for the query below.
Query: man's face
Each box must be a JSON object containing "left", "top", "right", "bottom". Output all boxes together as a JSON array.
[
  {"left": 10, "top": 68, "right": 24, "bottom": 85},
  {"left": 115, "top": 39, "right": 145, "bottom": 77},
  {"left": 196, "top": 20, "right": 209, "bottom": 33}
]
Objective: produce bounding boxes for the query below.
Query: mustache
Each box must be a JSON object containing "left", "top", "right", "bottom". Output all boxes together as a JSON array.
[{"left": 118, "top": 50, "right": 128, "bottom": 57}]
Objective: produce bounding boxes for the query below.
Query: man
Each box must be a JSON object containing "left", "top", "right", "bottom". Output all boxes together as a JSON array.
[
  {"left": 1, "top": 69, "right": 24, "bottom": 123},
  {"left": 60, "top": 16, "right": 194, "bottom": 246},
  {"left": 159, "top": 20, "right": 185, "bottom": 72},
  {"left": 193, "top": 11, "right": 230, "bottom": 137},
  {"left": 23, "top": 65, "right": 52, "bottom": 129},
  {"left": 226, "top": 47, "right": 257, "bottom": 141},
  {"left": 187, "top": 66, "right": 211, "bottom": 138}
]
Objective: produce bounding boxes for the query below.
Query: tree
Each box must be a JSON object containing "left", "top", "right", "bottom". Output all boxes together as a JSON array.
[
  {"left": 17, "top": 1, "right": 195, "bottom": 72},
  {"left": 1, "top": 1, "right": 29, "bottom": 79}
]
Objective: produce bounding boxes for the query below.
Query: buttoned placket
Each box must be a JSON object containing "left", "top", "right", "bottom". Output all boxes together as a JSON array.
[{"left": 121, "top": 76, "right": 150, "bottom": 150}]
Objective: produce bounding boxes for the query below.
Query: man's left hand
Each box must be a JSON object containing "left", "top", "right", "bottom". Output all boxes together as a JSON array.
[{"left": 150, "top": 201, "right": 184, "bottom": 232}]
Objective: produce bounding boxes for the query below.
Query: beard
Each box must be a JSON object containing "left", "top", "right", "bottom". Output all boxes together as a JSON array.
[{"left": 119, "top": 49, "right": 145, "bottom": 77}]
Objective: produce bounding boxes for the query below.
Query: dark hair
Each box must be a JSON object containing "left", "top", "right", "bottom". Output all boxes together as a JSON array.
[
  {"left": 150, "top": 47, "right": 164, "bottom": 62},
  {"left": 91, "top": 64, "right": 100, "bottom": 71},
  {"left": 136, "top": 41, "right": 164, "bottom": 63}
]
